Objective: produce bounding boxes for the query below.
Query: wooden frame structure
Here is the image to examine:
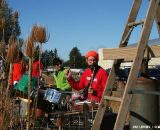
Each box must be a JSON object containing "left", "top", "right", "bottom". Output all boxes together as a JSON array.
[
  {"left": 92, "top": 0, "right": 160, "bottom": 130},
  {"left": 100, "top": 45, "right": 160, "bottom": 61}
]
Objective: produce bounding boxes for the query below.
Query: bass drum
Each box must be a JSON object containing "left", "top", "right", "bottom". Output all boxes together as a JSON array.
[
  {"left": 35, "top": 87, "right": 54, "bottom": 118},
  {"left": 35, "top": 87, "right": 65, "bottom": 118}
]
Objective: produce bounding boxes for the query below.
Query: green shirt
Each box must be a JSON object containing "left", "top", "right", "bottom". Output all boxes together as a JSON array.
[{"left": 54, "top": 69, "right": 71, "bottom": 91}]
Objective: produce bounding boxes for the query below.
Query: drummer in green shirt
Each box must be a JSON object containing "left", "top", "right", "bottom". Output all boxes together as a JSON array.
[{"left": 53, "top": 58, "right": 71, "bottom": 91}]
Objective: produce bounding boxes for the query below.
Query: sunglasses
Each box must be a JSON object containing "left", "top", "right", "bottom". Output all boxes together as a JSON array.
[{"left": 87, "top": 58, "right": 96, "bottom": 62}]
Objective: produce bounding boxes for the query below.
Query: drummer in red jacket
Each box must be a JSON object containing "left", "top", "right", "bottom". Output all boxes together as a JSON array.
[
  {"left": 10, "top": 51, "right": 26, "bottom": 86},
  {"left": 67, "top": 50, "right": 109, "bottom": 103},
  {"left": 32, "top": 54, "right": 43, "bottom": 79}
]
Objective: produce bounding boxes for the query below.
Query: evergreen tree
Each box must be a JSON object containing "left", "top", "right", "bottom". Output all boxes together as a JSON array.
[
  {"left": 54, "top": 48, "right": 58, "bottom": 58},
  {"left": 68, "top": 46, "right": 87, "bottom": 69},
  {"left": 0, "top": 1, "right": 21, "bottom": 43},
  {"left": 69, "top": 47, "right": 80, "bottom": 68},
  {"left": 42, "top": 50, "right": 49, "bottom": 68},
  {"left": 48, "top": 50, "right": 55, "bottom": 65},
  {"left": 80, "top": 56, "right": 87, "bottom": 69},
  {"left": 42, "top": 48, "right": 60, "bottom": 68}
]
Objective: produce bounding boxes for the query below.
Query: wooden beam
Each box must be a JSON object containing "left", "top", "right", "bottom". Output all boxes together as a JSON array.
[
  {"left": 99, "top": 45, "right": 160, "bottom": 61},
  {"left": 100, "top": 47, "right": 137, "bottom": 60},
  {"left": 119, "top": 0, "right": 142, "bottom": 47},
  {"left": 104, "top": 96, "right": 122, "bottom": 102},
  {"left": 155, "top": 1, "right": 160, "bottom": 36},
  {"left": 92, "top": 66, "right": 116, "bottom": 130},
  {"left": 148, "top": 45, "right": 160, "bottom": 57},
  {"left": 128, "top": 20, "right": 144, "bottom": 27},
  {"left": 128, "top": 89, "right": 160, "bottom": 95}
]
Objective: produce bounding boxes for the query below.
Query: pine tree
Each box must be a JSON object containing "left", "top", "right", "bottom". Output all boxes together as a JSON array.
[
  {"left": 68, "top": 46, "right": 87, "bottom": 69},
  {"left": 0, "top": 1, "right": 21, "bottom": 43}
]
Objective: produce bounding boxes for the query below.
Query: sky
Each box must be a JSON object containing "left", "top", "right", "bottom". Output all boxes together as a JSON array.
[{"left": 7, "top": 0, "right": 159, "bottom": 61}]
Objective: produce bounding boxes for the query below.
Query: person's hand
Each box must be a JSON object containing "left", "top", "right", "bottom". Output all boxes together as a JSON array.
[
  {"left": 13, "top": 81, "right": 18, "bottom": 85},
  {"left": 61, "top": 88, "right": 65, "bottom": 91},
  {"left": 88, "top": 87, "right": 94, "bottom": 94},
  {"left": 65, "top": 69, "right": 71, "bottom": 80},
  {"left": 88, "top": 87, "right": 97, "bottom": 96}
]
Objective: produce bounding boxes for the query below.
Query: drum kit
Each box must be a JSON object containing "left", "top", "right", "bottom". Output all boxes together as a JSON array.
[
  {"left": 14, "top": 83, "right": 100, "bottom": 111},
  {"left": 13, "top": 82, "right": 100, "bottom": 129}
]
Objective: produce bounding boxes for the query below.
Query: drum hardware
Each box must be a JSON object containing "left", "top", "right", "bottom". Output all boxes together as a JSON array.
[
  {"left": 55, "top": 114, "right": 64, "bottom": 127},
  {"left": 47, "top": 110, "right": 96, "bottom": 129},
  {"left": 32, "top": 85, "right": 42, "bottom": 130},
  {"left": 82, "top": 103, "right": 90, "bottom": 129},
  {"left": 90, "top": 100, "right": 96, "bottom": 124}
]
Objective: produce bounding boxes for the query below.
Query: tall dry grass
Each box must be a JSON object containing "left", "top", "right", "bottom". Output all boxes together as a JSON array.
[
  {"left": 13, "top": 11, "right": 19, "bottom": 19},
  {"left": 0, "top": 18, "right": 6, "bottom": 42},
  {"left": 0, "top": 0, "right": 4, "bottom": 6},
  {"left": 6, "top": 42, "right": 18, "bottom": 63},
  {"left": 31, "top": 24, "right": 49, "bottom": 44},
  {"left": 25, "top": 36, "right": 34, "bottom": 58},
  {"left": 0, "top": 18, "right": 5, "bottom": 29},
  {"left": 25, "top": 36, "right": 35, "bottom": 130},
  {"left": 0, "top": 41, "right": 5, "bottom": 54},
  {"left": 1, "top": 36, "right": 20, "bottom": 130}
]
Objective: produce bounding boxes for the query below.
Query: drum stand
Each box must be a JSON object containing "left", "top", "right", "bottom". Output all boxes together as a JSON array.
[{"left": 45, "top": 102, "right": 98, "bottom": 130}]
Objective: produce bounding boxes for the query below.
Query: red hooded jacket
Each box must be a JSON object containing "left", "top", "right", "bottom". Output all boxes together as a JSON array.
[
  {"left": 10, "top": 61, "right": 26, "bottom": 86},
  {"left": 32, "top": 60, "right": 43, "bottom": 78},
  {"left": 68, "top": 66, "right": 109, "bottom": 102}
]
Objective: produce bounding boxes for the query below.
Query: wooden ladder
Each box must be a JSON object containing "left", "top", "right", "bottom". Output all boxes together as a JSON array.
[{"left": 92, "top": 0, "right": 160, "bottom": 130}]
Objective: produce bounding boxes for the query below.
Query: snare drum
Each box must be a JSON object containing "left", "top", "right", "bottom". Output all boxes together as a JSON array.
[
  {"left": 43, "top": 88, "right": 72, "bottom": 104},
  {"left": 43, "top": 88, "right": 73, "bottom": 111}
]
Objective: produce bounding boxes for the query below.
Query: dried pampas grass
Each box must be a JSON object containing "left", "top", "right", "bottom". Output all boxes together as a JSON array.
[
  {"left": 8, "top": 34, "right": 15, "bottom": 45},
  {"left": 18, "top": 38, "right": 24, "bottom": 49},
  {"left": 6, "top": 42, "right": 18, "bottom": 63},
  {"left": 25, "top": 36, "right": 34, "bottom": 58},
  {"left": 0, "top": 0, "right": 4, "bottom": 6},
  {"left": 13, "top": 11, "right": 19, "bottom": 19},
  {"left": 31, "top": 25, "right": 38, "bottom": 42},
  {"left": 31, "top": 25, "right": 49, "bottom": 43},
  {"left": 0, "top": 18, "right": 5, "bottom": 29},
  {"left": 0, "top": 41, "right": 6, "bottom": 55}
]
